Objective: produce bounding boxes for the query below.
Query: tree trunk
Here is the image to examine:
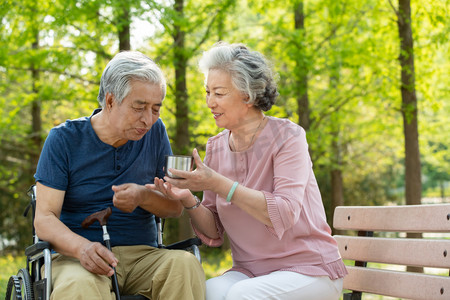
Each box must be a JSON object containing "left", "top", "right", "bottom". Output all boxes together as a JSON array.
[
  {"left": 172, "top": 0, "right": 193, "bottom": 240},
  {"left": 331, "top": 169, "right": 344, "bottom": 232},
  {"left": 397, "top": 0, "right": 422, "bottom": 273},
  {"left": 117, "top": 2, "right": 131, "bottom": 51},
  {"left": 398, "top": 0, "right": 421, "bottom": 207},
  {"left": 331, "top": 130, "right": 345, "bottom": 233},
  {"left": 173, "top": 0, "right": 190, "bottom": 154},
  {"left": 30, "top": 8, "right": 42, "bottom": 179},
  {"left": 294, "top": 0, "right": 310, "bottom": 131},
  {"left": 217, "top": 8, "right": 225, "bottom": 41},
  {"left": 329, "top": 47, "right": 344, "bottom": 233}
]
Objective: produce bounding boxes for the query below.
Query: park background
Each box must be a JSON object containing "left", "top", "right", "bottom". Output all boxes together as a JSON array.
[{"left": 0, "top": 0, "right": 449, "bottom": 298}]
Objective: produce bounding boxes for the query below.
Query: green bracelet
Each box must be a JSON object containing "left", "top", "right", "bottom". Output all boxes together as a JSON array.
[{"left": 226, "top": 181, "right": 239, "bottom": 202}]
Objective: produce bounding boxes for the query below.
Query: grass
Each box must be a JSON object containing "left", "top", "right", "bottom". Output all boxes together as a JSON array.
[{"left": 0, "top": 254, "right": 26, "bottom": 298}]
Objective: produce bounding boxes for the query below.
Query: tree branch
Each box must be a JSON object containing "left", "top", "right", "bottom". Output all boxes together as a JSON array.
[
  {"left": 387, "top": 0, "right": 399, "bottom": 18},
  {"left": 311, "top": 84, "right": 368, "bottom": 130},
  {"left": 190, "top": 8, "right": 222, "bottom": 54},
  {"left": 7, "top": 66, "right": 99, "bottom": 85}
]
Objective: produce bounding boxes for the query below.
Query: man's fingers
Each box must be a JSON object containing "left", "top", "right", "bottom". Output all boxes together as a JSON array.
[
  {"left": 112, "top": 183, "right": 131, "bottom": 193},
  {"left": 81, "top": 243, "right": 118, "bottom": 276},
  {"left": 112, "top": 183, "right": 137, "bottom": 212},
  {"left": 94, "top": 247, "right": 118, "bottom": 277},
  {"left": 96, "top": 244, "right": 118, "bottom": 267},
  {"left": 89, "top": 253, "right": 114, "bottom": 276}
]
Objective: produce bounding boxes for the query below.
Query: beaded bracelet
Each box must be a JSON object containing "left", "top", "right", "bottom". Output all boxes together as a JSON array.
[{"left": 226, "top": 181, "right": 239, "bottom": 202}]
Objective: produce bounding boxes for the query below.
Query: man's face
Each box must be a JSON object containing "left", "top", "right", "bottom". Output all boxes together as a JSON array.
[{"left": 108, "top": 80, "right": 163, "bottom": 147}]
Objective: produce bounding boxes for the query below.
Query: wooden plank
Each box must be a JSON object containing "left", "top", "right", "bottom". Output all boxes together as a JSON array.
[
  {"left": 335, "top": 235, "right": 450, "bottom": 268},
  {"left": 333, "top": 204, "right": 450, "bottom": 232},
  {"left": 344, "top": 266, "right": 450, "bottom": 300}
]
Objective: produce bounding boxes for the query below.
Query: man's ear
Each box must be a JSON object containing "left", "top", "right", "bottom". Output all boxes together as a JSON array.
[{"left": 105, "top": 93, "right": 114, "bottom": 110}]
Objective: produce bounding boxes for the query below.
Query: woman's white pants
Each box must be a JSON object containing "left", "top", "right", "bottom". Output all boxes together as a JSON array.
[{"left": 206, "top": 270, "right": 343, "bottom": 300}]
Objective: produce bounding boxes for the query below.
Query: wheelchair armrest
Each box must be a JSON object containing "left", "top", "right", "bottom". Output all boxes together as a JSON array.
[
  {"left": 164, "top": 237, "right": 202, "bottom": 250},
  {"left": 25, "top": 241, "right": 51, "bottom": 257}
]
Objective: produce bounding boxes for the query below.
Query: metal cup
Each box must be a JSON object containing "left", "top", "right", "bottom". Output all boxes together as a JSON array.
[{"left": 165, "top": 155, "right": 193, "bottom": 179}]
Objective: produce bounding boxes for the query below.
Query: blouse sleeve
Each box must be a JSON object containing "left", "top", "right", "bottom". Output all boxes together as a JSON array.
[
  {"left": 191, "top": 140, "right": 225, "bottom": 247},
  {"left": 264, "top": 125, "right": 314, "bottom": 239},
  {"left": 192, "top": 190, "right": 225, "bottom": 247}
]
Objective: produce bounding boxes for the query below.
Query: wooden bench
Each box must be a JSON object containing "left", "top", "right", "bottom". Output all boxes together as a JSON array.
[{"left": 333, "top": 204, "right": 450, "bottom": 300}]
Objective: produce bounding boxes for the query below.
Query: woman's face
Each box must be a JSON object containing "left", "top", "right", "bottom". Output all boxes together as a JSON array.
[{"left": 205, "top": 69, "right": 251, "bottom": 130}]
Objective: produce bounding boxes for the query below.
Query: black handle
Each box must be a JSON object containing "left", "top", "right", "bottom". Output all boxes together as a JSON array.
[{"left": 105, "top": 234, "right": 121, "bottom": 300}]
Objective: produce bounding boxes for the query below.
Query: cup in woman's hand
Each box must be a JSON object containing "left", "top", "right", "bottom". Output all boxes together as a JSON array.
[{"left": 165, "top": 155, "right": 193, "bottom": 179}]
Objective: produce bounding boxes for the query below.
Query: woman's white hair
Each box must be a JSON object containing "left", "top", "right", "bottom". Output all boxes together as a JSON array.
[{"left": 198, "top": 42, "right": 278, "bottom": 111}]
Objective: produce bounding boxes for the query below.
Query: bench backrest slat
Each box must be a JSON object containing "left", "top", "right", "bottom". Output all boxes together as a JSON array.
[
  {"left": 333, "top": 204, "right": 450, "bottom": 232},
  {"left": 345, "top": 266, "right": 450, "bottom": 300},
  {"left": 335, "top": 235, "right": 450, "bottom": 268},
  {"left": 333, "top": 204, "right": 450, "bottom": 299}
]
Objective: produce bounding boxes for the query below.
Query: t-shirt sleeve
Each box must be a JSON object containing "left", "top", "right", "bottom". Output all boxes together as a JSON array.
[
  {"left": 34, "top": 128, "right": 69, "bottom": 191},
  {"left": 155, "top": 120, "right": 173, "bottom": 180}
]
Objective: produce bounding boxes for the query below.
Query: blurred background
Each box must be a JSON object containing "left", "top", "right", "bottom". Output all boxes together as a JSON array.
[{"left": 0, "top": 0, "right": 448, "bottom": 288}]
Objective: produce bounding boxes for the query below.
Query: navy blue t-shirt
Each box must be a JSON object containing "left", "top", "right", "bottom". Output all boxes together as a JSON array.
[{"left": 34, "top": 109, "right": 172, "bottom": 247}]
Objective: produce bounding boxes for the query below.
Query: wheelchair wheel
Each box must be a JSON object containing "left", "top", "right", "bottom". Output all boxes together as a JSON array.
[{"left": 5, "top": 268, "right": 34, "bottom": 300}]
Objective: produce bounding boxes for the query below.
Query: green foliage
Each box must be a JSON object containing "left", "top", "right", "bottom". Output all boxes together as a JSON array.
[
  {"left": 0, "top": 0, "right": 448, "bottom": 252},
  {"left": 0, "top": 255, "right": 27, "bottom": 298},
  {"left": 201, "top": 247, "right": 233, "bottom": 280}
]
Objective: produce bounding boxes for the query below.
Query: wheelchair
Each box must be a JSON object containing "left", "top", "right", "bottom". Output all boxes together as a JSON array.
[{"left": 5, "top": 185, "right": 202, "bottom": 300}]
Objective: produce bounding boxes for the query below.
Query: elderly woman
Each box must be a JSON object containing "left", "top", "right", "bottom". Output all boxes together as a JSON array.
[{"left": 149, "top": 42, "right": 347, "bottom": 300}]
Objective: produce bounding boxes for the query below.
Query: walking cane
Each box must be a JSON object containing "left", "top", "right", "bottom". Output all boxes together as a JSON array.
[{"left": 82, "top": 207, "right": 121, "bottom": 300}]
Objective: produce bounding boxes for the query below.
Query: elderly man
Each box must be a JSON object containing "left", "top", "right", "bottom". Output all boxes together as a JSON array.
[{"left": 34, "top": 51, "right": 205, "bottom": 300}]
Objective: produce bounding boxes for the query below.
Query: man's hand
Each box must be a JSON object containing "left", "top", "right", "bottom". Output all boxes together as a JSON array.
[
  {"left": 113, "top": 182, "right": 183, "bottom": 217},
  {"left": 78, "top": 241, "right": 118, "bottom": 277},
  {"left": 112, "top": 183, "right": 143, "bottom": 213}
]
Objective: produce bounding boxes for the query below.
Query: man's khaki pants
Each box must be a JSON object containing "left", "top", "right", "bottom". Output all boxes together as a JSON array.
[{"left": 48, "top": 245, "right": 205, "bottom": 300}]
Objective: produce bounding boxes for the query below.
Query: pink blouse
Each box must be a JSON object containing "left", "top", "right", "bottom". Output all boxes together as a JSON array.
[{"left": 194, "top": 117, "right": 347, "bottom": 280}]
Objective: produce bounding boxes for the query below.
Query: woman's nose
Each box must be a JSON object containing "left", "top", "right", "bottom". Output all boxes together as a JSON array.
[{"left": 206, "top": 95, "right": 215, "bottom": 108}]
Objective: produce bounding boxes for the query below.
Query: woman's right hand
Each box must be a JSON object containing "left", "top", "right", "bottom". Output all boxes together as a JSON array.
[{"left": 164, "top": 148, "right": 218, "bottom": 192}]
